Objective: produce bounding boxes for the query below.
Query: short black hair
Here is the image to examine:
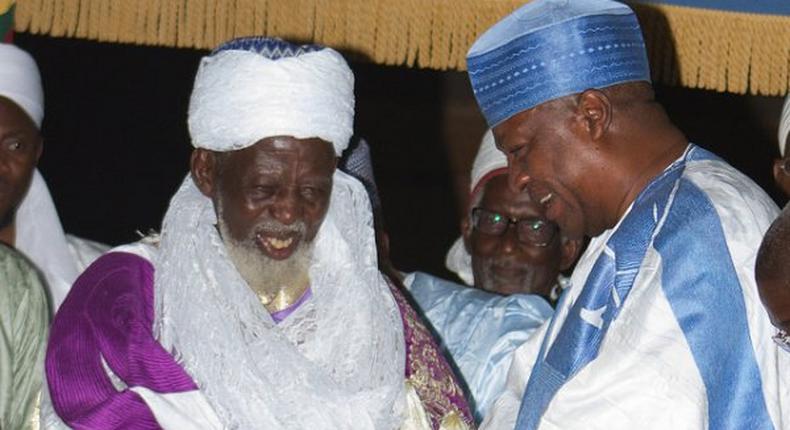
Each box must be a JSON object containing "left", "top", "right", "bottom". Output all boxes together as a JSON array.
[{"left": 756, "top": 204, "right": 790, "bottom": 285}]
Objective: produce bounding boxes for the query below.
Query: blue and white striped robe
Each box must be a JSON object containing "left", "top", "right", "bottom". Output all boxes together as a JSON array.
[{"left": 481, "top": 145, "right": 789, "bottom": 429}]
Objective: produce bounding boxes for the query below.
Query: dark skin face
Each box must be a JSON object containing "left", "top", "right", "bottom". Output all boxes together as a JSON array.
[
  {"left": 0, "top": 96, "right": 42, "bottom": 246},
  {"left": 192, "top": 136, "right": 336, "bottom": 260},
  {"left": 494, "top": 85, "right": 687, "bottom": 240},
  {"left": 493, "top": 96, "right": 608, "bottom": 240},
  {"left": 463, "top": 174, "right": 581, "bottom": 299},
  {"left": 756, "top": 206, "right": 790, "bottom": 333},
  {"left": 758, "top": 277, "right": 790, "bottom": 333}
]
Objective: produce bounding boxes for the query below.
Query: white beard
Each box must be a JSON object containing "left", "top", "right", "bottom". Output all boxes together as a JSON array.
[{"left": 216, "top": 207, "right": 313, "bottom": 299}]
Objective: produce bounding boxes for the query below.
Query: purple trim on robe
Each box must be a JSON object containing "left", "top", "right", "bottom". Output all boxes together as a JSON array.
[
  {"left": 270, "top": 287, "right": 313, "bottom": 323},
  {"left": 386, "top": 277, "right": 475, "bottom": 428},
  {"left": 45, "top": 252, "right": 198, "bottom": 429}
]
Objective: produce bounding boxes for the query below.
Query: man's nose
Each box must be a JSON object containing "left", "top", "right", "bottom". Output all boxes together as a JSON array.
[
  {"left": 499, "top": 223, "right": 519, "bottom": 255},
  {"left": 270, "top": 188, "right": 300, "bottom": 224},
  {"left": 508, "top": 162, "right": 530, "bottom": 194},
  {"left": 0, "top": 152, "right": 12, "bottom": 175}
]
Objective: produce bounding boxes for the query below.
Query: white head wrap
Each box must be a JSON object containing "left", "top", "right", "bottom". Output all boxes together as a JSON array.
[
  {"left": 779, "top": 94, "right": 790, "bottom": 157},
  {"left": 0, "top": 43, "right": 44, "bottom": 127},
  {"left": 445, "top": 130, "right": 507, "bottom": 284},
  {"left": 188, "top": 39, "right": 354, "bottom": 155}
]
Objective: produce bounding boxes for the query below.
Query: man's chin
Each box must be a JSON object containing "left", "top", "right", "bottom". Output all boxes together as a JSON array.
[{"left": 479, "top": 281, "right": 523, "bottom": 296}]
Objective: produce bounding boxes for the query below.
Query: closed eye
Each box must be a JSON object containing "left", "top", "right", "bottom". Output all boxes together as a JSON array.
[
  {"left": 509, "top": 144, "right": 527, "bottom": 156},
  {"left": 250, "top": 185, "right": 276, "bottom": 199},
  {"left": 300, "top": 185, "right": 328, "bottom": 201}
]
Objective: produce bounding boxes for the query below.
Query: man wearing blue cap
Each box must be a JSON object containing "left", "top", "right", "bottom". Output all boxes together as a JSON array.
[{"left": 467, "top": 0, "right": 788, "bottom": 428}]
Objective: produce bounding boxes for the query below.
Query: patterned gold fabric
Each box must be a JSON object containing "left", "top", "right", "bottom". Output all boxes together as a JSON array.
[{"left": 386, "top": 277, "right": 475, "bottom": 429}]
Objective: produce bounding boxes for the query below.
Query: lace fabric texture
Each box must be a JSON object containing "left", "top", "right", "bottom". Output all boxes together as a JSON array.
[{"left": 154, "top": 171, "right": 406, "bottom": 429}]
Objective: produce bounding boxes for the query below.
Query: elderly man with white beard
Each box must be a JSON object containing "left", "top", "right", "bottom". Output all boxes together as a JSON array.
[{"left": 41, "top": 37, "right": 472, "bottom": 430}]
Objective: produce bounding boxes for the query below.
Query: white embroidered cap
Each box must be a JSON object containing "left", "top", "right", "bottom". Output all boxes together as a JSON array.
[{"left": 188, "top": 38, "right": 355, "bottom": 156}]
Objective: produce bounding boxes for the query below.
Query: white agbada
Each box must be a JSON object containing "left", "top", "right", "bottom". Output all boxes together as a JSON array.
[
  {"left": 42, "top": 37, "right": 441, "bottom": 430},
  {"left": 482, "top": 145, "right": 789, "bottom": 430}
]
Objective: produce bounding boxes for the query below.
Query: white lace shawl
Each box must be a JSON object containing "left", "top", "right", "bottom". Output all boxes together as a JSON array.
[
  {"left": 16, "top": 170, "right": 81, "bottom": 310},
  {"left": 153, "top": 171, "right": 406, "bottom": 430}
]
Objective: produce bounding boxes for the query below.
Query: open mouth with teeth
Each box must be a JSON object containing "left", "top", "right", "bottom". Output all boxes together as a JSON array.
[
  {"left": 255, "top": 232, "right": 301, "bottom": 260},
  {"left": 268, "top": 237, "right": 293, "bottom": 249}
]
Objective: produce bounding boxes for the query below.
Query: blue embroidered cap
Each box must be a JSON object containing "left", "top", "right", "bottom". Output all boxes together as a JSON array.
[
  {"left": 467, "top": 0, "right": 651, "bottom": 127},
  {"left": 211, "top": 36, "right": 324, "bottom": 58}
]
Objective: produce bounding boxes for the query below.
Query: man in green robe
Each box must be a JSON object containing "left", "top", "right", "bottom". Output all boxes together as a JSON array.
[{"left": 0, "top": 242, "right": 49, "bottom": 429}]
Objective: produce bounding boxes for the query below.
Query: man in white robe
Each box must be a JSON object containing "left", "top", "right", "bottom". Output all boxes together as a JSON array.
[
  {"left": 465, "top": 0, "right": 789, "bottom": 428},
  {"left": 0, "top": 42, "right": 106, "bottom": 310},
  {"left": 42, "top": 37, "right": 471, "bottom": 430}
]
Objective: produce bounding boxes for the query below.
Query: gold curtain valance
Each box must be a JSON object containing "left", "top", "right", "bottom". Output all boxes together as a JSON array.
[{"left": 14, "top": 0, "right": 790, "bottom": 96}]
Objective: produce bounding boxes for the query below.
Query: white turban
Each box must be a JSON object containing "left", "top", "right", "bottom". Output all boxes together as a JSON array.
[
  {"left": 188, "top": 39, "right": 354, "bottom": 156},
  {"left": 0, "top": 43, "right": 44, "bottom": 128},
  {"left": 445, "top": 129, "right": 508, "bottom": 284},
  {"left": 469, "top": 129, "right": 508, "bottom": 195},
  {"left": 779, "top": 94, "right": 790, "bottom": 157}
]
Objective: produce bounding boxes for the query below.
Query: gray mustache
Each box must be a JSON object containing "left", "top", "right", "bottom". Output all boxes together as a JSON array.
[{"left": 255, "top": 220, "right": 307, "bottom": 236}]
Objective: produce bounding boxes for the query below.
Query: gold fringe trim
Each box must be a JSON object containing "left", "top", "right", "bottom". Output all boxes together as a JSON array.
[
  {"left": 633, "top": 3, "right": 790, "bottom": 96},
  {"left": 14, "top": 0, "right": 790, "bottom": 95},
  {"left": 0, "top": 1, "right": 13, "bottom": 15}
]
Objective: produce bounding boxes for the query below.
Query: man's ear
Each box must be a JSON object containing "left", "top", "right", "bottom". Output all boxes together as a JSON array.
[
  {"left": 191, "top": 149, "right": 219, "bottom": 198},
  {"left": 461, "top": 214, "right": 473, "bottom": 252},
  {"left": 576, "top": 89, "right": 612, "bottom": 141},
  {"left": 559, "top": 236, "right": 583, "bottom": 271},
  {"left": 35, "top": 136, "right": 43, "bottom": 163},
  {"left": 773, "top": 157, "right": 790, "bottom": 197}
]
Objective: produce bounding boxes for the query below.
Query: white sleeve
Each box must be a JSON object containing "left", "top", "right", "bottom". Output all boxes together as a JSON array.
[
  {"left": 129, "top": 387, "right": 224, "bottom": 430},
  {"left": 479, "top": 321, "right": 547, "bottom": 429}
]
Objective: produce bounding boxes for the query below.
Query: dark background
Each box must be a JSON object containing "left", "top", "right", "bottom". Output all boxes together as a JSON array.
[{"left": 15, "top": 33, "right": 787, "bottom": 280}]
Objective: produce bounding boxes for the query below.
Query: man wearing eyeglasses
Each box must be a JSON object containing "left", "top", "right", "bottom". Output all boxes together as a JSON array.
[
  {"left": 404, "top": 130, "right": 581, "bottom": 422},
  {"left": 445, "top": 130, "right": 582, "bottom": 302}
]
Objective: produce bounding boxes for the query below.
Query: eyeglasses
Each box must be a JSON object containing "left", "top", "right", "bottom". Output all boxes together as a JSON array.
[
  {"left": 471, "top": 207, "right": 558, "bottom": 247},
  {"left": 774, "top": 329, "right": 790, "bottom": 353}
]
